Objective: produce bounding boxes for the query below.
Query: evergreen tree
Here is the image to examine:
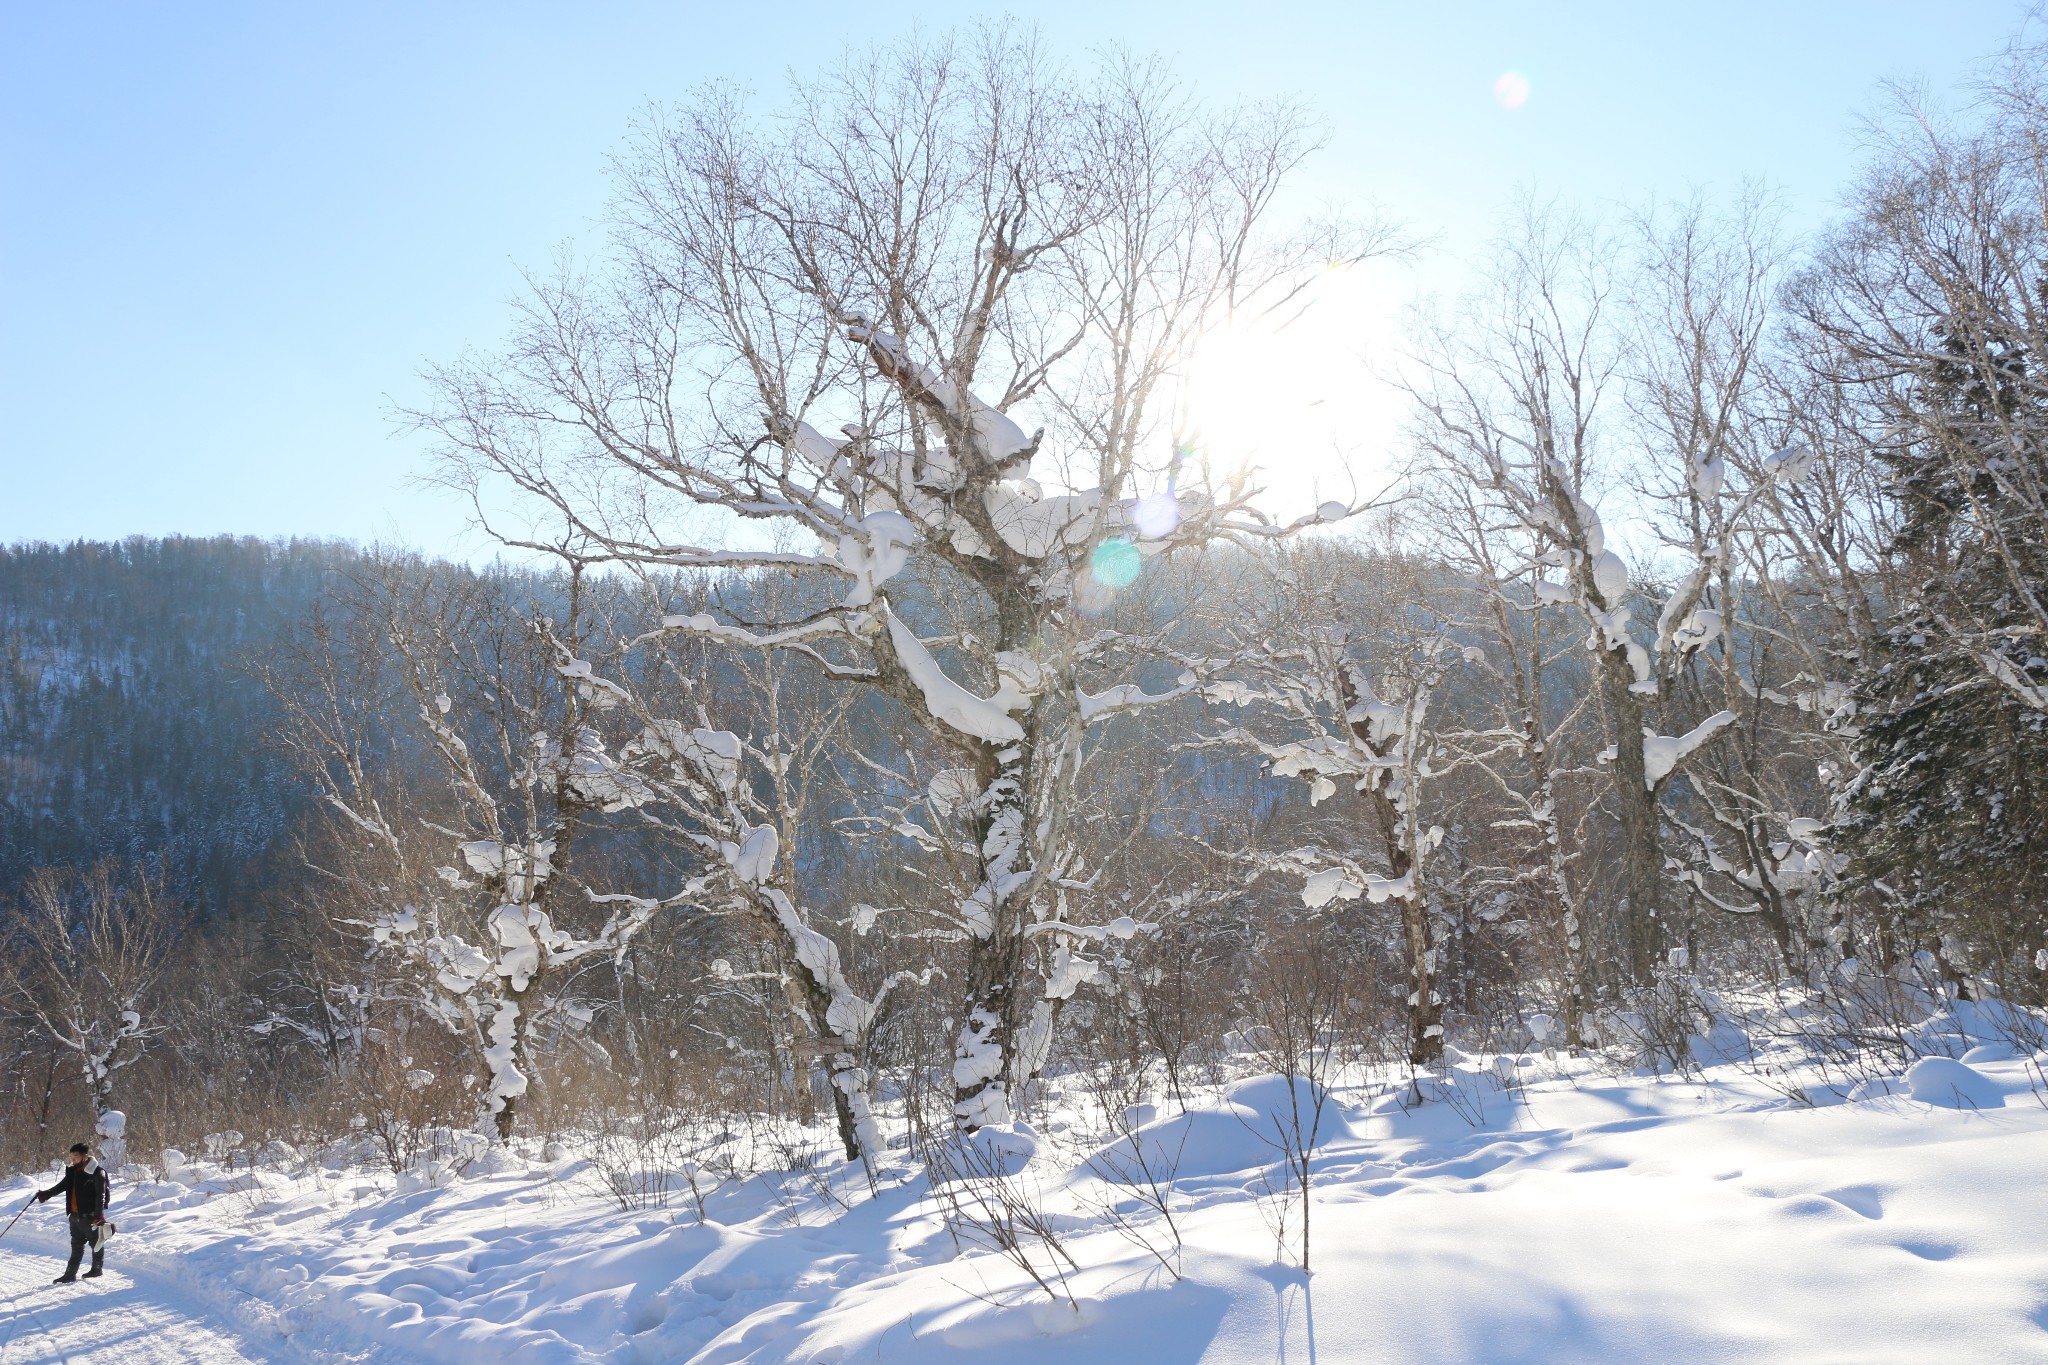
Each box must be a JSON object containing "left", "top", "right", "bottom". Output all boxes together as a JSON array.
[{"left": 1837, "top": 308, "right": 2048, "bottom": 990}]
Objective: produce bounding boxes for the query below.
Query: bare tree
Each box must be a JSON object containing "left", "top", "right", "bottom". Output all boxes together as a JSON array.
[
  {"left": 557, "top": 624, "right": 932, "bottom": 1177},
  {"left": 2, "top": 862, "right": 178, "bottom": 1149},
  {"left": 1411, "top": 206, "right": 1815, "bottom": 984},
  {"left": 419, "top": 30, "right": 1389, "bottom": 1131},
  {"left": 1242, "top": 924, "right": 1345, "bottom": 1274},
  {"left": 265, "top": 558, "right": 680, "bottom": 1140},
  {"left": 1774, "top": 45, "right": 2048, "bottom": 990},
  {"left": 1208, "top": 543, "right": 1463, "bottom": 1063},
  {"left": 1423, "top": 471, "right": 1602, "bottom": 1044},
  {"left": 1789, "top": 47, "right": 2048, "bottom": 715}
]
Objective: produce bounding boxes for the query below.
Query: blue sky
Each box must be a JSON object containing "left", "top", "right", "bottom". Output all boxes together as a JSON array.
[{"left": 0, "top": 1, "right": 2030, "bottom": 554}]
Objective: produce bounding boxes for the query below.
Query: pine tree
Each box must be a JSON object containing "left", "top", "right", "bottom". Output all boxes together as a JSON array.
[{"left": 1837, "top": 310, "right": 2048, "bottom": 992}]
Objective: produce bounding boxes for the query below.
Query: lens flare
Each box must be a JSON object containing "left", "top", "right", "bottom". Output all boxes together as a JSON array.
[
  {"left": 1090, "top": 538, "right": 1143, "bottom": 590},
  {"left": 1130, "top": 491, "right": 1181, "bottom": 539},
  {"left": 1493, "top": 71, "right": 1531, "bottom": 110}
]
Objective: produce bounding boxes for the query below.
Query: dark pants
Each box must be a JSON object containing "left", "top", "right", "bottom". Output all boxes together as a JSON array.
[{"left": 62, "top": 1213, "right": 102, "bottom": 1279}]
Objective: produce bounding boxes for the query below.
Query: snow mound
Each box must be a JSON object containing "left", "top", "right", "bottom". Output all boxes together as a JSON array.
[
  {"left": 1903, "top": 1056, "right": 2006, "bottom": 1110},
  {"left": 1083, "top": 1075, "right": 1335, "bottom": 1185},
  {"left": 935, "top": 1122, "right": 1045, "bottom": 1178},
  {"left": 1223, "top": 1072, "right": 1333, "bottom": 1128}
]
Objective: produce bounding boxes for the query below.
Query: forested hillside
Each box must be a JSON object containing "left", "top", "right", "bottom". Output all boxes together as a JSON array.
[{"left": 0, "top": 537, "right": 366, "bottom": 915}]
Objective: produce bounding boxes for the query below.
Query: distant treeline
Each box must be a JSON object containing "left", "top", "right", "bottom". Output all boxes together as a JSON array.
[{"left": 0, "top": 538, "right": 463, "bottom": 917}]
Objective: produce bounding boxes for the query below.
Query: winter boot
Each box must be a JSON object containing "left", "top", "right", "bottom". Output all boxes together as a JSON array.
[
  {"left": 82, "top": 1266, "right": 102, "bottom": 1279},
  {"left": 52, "top": 1274, "right": 75, "bottom": 1284}
]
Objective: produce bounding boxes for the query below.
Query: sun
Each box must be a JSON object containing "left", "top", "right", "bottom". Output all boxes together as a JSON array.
[{"left": 1178, "top": 262, "right": 1409, "bottom": 516}]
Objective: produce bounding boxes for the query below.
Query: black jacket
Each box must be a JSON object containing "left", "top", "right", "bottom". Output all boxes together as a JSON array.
[{"left": 37, "top": 1161, "right": 108, "bottom": 1219}]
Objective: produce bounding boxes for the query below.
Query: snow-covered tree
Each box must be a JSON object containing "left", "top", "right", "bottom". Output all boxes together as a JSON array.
[
  {"left": 2, "top": 862, "right": 177, "bottom": 1141},
  {"left": 1786, "top": 57, "right": 2048, "bottom": 988},
  {"left": 420, "top": 34, "right": 1386, "bottom": 1131},
  {"left": 270, "top": 559, "right": 681, "bottom": 1140},
  {"left": 545, "top": 636, "right": 930, "bottom": 1176},
  {"left": 1621, "top": 198, "right": 1858, "bottom": 979},
  {"left": 1205, "top": 549, "right": 1463, "bottom": 1063},
  {"left": 1412, "top": 208, "right": 1818, "bottom": 984},
  {"left": 1423, "top": 475, "right": 1602, "bottom": 1045}
]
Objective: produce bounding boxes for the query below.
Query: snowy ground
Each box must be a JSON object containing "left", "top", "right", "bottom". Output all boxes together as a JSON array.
[
  {"left": 8, "top": 1033, "right": 2048, "bottom": 1363},
  {"left": 0, "top": 1239, "right": 277, "bottom": 1363}
]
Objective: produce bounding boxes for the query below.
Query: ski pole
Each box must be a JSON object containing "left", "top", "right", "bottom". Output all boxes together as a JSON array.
[{"left": 0, "top": 1195, "right": 34, "bottom": 1245}]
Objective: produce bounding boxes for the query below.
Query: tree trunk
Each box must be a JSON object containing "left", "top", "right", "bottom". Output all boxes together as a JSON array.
[
  {"left": 1344, "top": 669, "right": 1443, "bottom": 1066},
  {"left": 952, "top": 748, "right": 1033, "bottom": 1132},
  {"left": 1398, "top": 889, "right": 1445, "bottom": 1065},
  {"left": 949, "top": 579, "right": 1049, "bottom": 1135},
  {"left": 487, "top": 984, "right": 537, "bottom": 1143},
  {"left": 1360, "top": 794, "right": 1441, "bottom": 1065},
  {"left": 954, "top": 765, "right": 1032, "bottom": 1137},
  {"left": 780, "top": 950, "right": 879, "bottom": 1174},
  {"left": 1535, "top": 775, "right": 1591, "bottom": 1049},
  {"left": 1597, "top": 652, "right": 1665, "bottom": 984}
]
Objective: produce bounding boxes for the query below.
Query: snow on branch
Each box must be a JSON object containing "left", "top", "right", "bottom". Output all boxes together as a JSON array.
[
  {"left": 1627, "top": 710, "right": 1739, "bottom": 789},
  {"left": 881, "top": 604, "right": 1030, "bottom": 743}
]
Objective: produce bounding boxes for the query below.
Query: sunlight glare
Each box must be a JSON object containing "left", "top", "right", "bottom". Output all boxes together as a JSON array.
[{"left": 1179, "top": 261, "right": 1409, "bottom": 517}]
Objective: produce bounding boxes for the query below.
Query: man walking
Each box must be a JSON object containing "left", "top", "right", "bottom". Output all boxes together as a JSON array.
[{"left": 36, "top": 1142, "right": 110, "bottom": 1284}]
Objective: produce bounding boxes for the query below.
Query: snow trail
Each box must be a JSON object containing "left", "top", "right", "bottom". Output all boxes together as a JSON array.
[{"left": 0, "top": 1243, "right": 276, "bottom": 1364}]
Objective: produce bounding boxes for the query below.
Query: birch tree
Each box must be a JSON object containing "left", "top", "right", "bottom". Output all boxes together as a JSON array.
[
  {"left": 1412, "top": 210, "right": 1810, "bottom": 984},
  {"left": 553, "top": 623, "right": 928, "bottom": 1176},
  {"left": 270, "top": 560, "right": 679, "bottom": 1140},
  {"left": 2, "top": 862, "right": 177, "bottom": 1144},
  {"left": 1422, "top": 473, "right": 1601, "bottom": 1045},
  {"left": 421, "top": 33, "right": 1387, "bottom": 1131},
  {"left": 1206, "top": 546, "right": 1462, "bottom": 1063},
  {"left": 1629, "top": 199, "right": 1858, "bottom": 977}
]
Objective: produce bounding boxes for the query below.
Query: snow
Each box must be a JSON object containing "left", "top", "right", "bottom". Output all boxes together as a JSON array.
[
  {"left": 1084, "top": 1077, "right": 1333, "bottom": 1186},
  {"left": 882, "top": 604, "right": 1027, "bottom": 743},
  {"left": 1672, "top": 606, "right": 1723, "bottom": 653},
  {"left": 637, "top": 722, "right": 744, "bottom": 794},
  {"left": 1762, "top": 442, "right": 1817, "bottom": 484},
  {"left": 1641, "top": 710, "right": 1738, "bottom": 787},
  {"left": 1300, "top": 866, "right": 1362, "bottom": 908},
  {"left": 430, "top": 935, "right": 493, "bottom": 995},
  {"left": 843, "top": 315, "right": 1037, "bottom": 468},
  {"left": 1300, "top": 865, "right": 1415, "bottom": 907},
  {"left": 1042, "top": 944, "right": 1103, "bottom": 1001},
  {"left": 983, "top": 482, "right": 1100, "bottom": 556},
  {"left": 1590, "top": 549, "right": 1629, "bottom": 604},
  {"left": 723, "top": 823, "right": 779, "bottom": 886},
  {"left": 481, "top": 999, "right": 527, "bottom": 1114},
  {"left": 1076, "top": 680, "right": 1190, "bottom": 722},
  {"left": 1904, "top": 1056, "right": 2006, "bottom": 1109},
  {"left": 0, "top": 1246, "right": 287, "bottom": 1362},
  {"left": 21, "top": 1028, "right": 2048, "bottom": 1364},
  {"left": 836, "top": 511, "right": 916, "bottom": 608},
  {"left": 1690, "top": 453, "right": 1726, "bottom": 502}
]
